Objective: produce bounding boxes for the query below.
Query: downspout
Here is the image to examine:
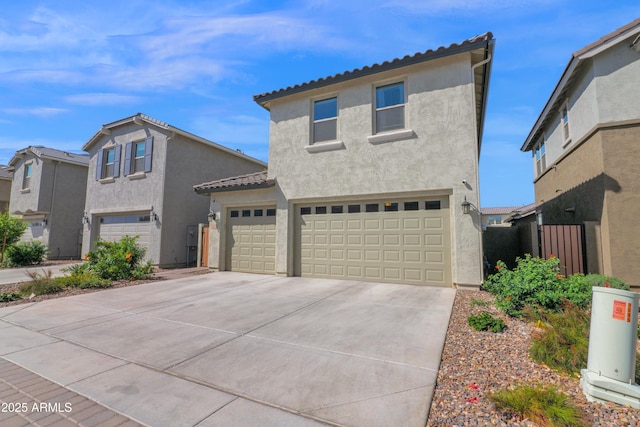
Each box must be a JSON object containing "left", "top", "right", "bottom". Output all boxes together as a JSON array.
[{"left": 48, "top": 161, "right": 60, "bottom": 258}]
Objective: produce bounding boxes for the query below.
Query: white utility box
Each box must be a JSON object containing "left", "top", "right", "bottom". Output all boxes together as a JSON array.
[{"left": 581, "top": 286, "right": 640, "bottom": 408}]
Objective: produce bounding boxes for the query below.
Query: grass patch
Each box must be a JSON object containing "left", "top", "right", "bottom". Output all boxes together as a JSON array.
[
  {"left": 54, "top": 273, "right": 112, "bottom": 289},
  {"left": 528, "top": 304, "right": 589, "bottom": 376},
  {"left": 490, "top": 384, "right": 586, "bottom": 427},
  {"left": 468, "top": 312, "right": 507, "bottom": 333},
  {"left": 470, "top": 297, "right": 491, "bottom": 307}
]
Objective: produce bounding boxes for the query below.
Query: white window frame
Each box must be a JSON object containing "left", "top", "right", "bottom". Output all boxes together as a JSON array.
[
  {"left": 561, "top": 102, "right": 571, "bottom": 146},
  {"left": 133, "top": 140, "right": 146, "bottom": 174},
  {"left": 374, "top": 80, "right": 406, "bottom": 134},
  {"left": 311, "top": 97, "right": 338, "bottom": 144},
  {"left": 102, "top": 147, "right": 115, "bottom": 178},
  {"left": 22, "top": 162, "right": 32, "bottom": 190},
  {"left": 534, "top": 138, "right": 546, "bottom": 177}
]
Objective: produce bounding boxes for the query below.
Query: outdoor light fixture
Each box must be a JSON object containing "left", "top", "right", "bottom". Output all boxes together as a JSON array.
[
  {"left": 461, "top": 197, "right": 471, "bottom": 215},
  {"left": 82, "top": 211, "right": 90, "bottom": 225},
  {"left": 150, "top": 207, "right": 158, "bottom": 222},
  {"left": 207, "top": 210, "right": 216, "bottom": 221}
]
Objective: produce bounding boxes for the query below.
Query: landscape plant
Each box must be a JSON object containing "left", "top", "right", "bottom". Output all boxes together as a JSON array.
[
  {"left": 0, "top": 213, "right": 27, "bottom": 264},
  {"left": 468, "top": 311, "right": 507, "bottom": 333},
  {"left": 19, "top": 270, "right": 65, "bottom": 296},
  {"left": 489, "top": 384, "right": 586, "bottom": 427},
  {"left": 84, "top": 236, "right": 154, "bottom": 281},
  {"left": 5, "top": 240, "right": 47, "bottom": 266}
]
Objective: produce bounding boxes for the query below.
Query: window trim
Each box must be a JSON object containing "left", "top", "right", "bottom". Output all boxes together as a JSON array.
[
  {"left": 124, "top": 136, "right": 153, "bottom": 177},
  {"left": 96, "top": 145, "right": 121, "bottom": 180},
  {"left": 22, "top": 162, "right": 33, "bottom": 190},
  {"left": 560, "top": 102, "right": 571, "bottom": 146},
  {"left": 374, "top": 80, "right": 406, "bottom": 134},
  {"left": 312, "top": 97, "right": 338, "bottom": 144},
  {"left": 534, "top": 138, "right": 546, "bottom": 177}
]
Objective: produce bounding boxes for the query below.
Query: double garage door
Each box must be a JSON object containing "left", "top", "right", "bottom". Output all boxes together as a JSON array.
[
  {"left": 225, "top": 197, "right": 451, "bottom": 286},
  {"left": 98, "top": 214, "right": 151, "bottom": 249},
  {"left": 296, "top": 197, "right": 451, "bottom": 286}
]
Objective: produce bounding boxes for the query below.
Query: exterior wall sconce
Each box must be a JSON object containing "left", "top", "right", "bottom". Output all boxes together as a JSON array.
[
  {"left": 42, "top": 217, "right": 48, "bottom": 225},
  {"left": 207, "top": 210, "right": 216, "bottom": 221},
  {"left": 150, "top": 207, "right": 158, "bottom": 222},
  {"left": 564, "top": 206, "right": 576, "bottom": 213},
  {"left": 82, "top": 211, "right": 90, "bottom": 225},
  {"left": 461, "top": 197, "right": 471, "bottom": 215}
]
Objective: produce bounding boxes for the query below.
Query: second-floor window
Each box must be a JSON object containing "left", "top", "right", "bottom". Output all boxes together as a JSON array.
[
  {"left": 375, "top": 82, "right": 405, "bottom": 133},
  {"left": 124, "top": 136, "right": 153, "bottom": 176},
  {"left": 22, "top": 163, "right": 32, "bottom": 189},
  {"left": 312, "top": 97, "right": 337, "bottom": 143},
  {"left": 534, "top": 140, "right": 546, "bottom": 176},
  {"left": 561, "top": 104, "right": 570, "bottom": 144},
  {"left": 96, "top": 145, "right": 121, "bottom": 180}
]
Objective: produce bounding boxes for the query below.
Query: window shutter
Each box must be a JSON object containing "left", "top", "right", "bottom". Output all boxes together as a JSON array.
[
  {"left": 123, "top": 142, "right": 132, "bottom": 176},
  {"left": 144, "top": 136, "right": 153, "bottom": 172},
  {"left": 95, "top": 150, "right": 103, "bottom": 180},
  {"left": 113, "top": 145, "right": 121, "bottom": 178}
]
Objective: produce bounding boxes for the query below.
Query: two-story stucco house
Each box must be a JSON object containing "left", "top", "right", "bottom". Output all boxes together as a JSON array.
[
  {"left": 81, "top": 113, "right": 266, "bottom": 267},
  {"left": 196, "top": 33, "right": 494, "bottom": 288},
  {"left": 7, "top": 146, "right": 89, "bottom": 259},
  {"left": 521, "top": 19, "right": 640, "bottom": 286},
  {"left": 0, "top": 166, "right": 11, "bottom": 212}
]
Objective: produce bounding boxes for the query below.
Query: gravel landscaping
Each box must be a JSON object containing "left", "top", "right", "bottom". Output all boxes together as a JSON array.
[{"left": 426, "top": 289, "right": 640, "bottom": 426}]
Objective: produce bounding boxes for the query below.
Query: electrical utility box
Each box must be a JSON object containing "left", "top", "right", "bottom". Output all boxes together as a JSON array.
[{"left": 581, "top": 287, "right": 640, "bottom": 408}]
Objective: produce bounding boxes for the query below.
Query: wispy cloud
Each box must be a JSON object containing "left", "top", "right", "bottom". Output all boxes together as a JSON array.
[
  {"left": 63, "top": 93, "right": 143, "bottom": 106},
  {"left": 2, "top": 107, "right": 67, "bottom": 117}
]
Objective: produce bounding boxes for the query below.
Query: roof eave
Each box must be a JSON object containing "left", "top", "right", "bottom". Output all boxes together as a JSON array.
[{"left": 194, "top": 180, "right": 275, "bottom": 195}]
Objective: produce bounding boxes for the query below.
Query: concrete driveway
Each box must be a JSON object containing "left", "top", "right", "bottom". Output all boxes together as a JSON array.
[{"left": 0, "top": 272, "right": 455, "bottom": 427}]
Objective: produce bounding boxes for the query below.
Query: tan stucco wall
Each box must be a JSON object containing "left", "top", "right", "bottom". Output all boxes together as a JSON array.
[
  {"left": 250, "top": 52, "right": 485, "bottom": 287},
  {"left": 0, "top": 178, "right": 11, "bottom": 212}
]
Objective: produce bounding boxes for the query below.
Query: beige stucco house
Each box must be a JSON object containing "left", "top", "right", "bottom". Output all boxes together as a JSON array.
[
  {"left": 0, "top": 166, "right": 11, "bottom": 212},
  {"left": 196, "top": 33, "right": 495, "bottom": 288},
  {"left": 7, "top": 146, "right": 89, "bottom": 259},
  {"left": 81, "top": 113, "right": 266, "bottom": 267},
  {"left": 521, "top": 18, "right": 640, "bottom": 286}
]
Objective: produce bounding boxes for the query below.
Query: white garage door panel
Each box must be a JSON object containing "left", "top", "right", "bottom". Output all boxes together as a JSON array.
[
  {"left": 227, "top": 207, "right": 276, "bottom": 274},
  {"left": 98, "top": 214, "right": 151, "bottom": 250},
  {"left": 296, "top": 198, "right": 451, "bottom": 286}
]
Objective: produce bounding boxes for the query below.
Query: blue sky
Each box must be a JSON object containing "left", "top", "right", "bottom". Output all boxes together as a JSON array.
[{"left": 1, "top": 1, "right": 638, "bottom": 207}]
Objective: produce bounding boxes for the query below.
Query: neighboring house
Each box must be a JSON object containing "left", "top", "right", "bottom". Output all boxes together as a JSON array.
[
  {"left": 480, "top": 203, "right": 535, "bottom": 229},
  {"left": 0, "top": 165, "right": 12, "bottom": 212},
  {"left": 7, "top": 146, "right": 89, "bottom": 259},
  {"left": 196, "top": 33, "right": 495, "bottom": 288},
  {"left": 521, "top": 18, "right": 640, "bottom": 286},
  {"left": 81, "top": 113, "right": 266, "bottom": 267}
]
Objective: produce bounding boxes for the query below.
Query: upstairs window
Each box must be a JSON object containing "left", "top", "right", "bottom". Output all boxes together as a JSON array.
[
  {"left": 22, "top": 163, "right": 32, "bottom": 189},
  {"left": 312, "top": 97, "right": 337, "bottom": 143},
  {"left": 561, "top": 104, "right": 570, "bottom": 144},
  {"left": 95, "top": 145, "right": 121, "bottom": 180},
  {"left": 375, "top": 82, "right": 405, "bottom": 133},
  {"left": 124, "top": 136, "right": 153, "bottom": 176},
  {"left": 534, "top": 139, "right": 546, "bottom": 176}
]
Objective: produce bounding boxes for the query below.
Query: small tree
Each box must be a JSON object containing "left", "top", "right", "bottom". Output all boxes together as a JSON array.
[{"left": 0, "top": 213, "right": 28, "bottom": 264}]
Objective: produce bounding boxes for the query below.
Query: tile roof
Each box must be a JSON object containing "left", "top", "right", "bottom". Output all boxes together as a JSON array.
[
  {"left": 8, "top": 146, "right": 89, "bottom": 168},
  {"left": 0, "top": 165, "right": 12, "bottom": 180},
  {"left": 254, "top": 32, "right": 493, "bottom": 107},
  {"left": 194, "top": 170, "right": 273, "bottom": 194},
  {"left": 481, "top": 203, "right": 535, "bottom": 215}
]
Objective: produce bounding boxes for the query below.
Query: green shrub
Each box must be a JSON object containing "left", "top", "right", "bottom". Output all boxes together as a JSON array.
[
  {"left": 529, "top": 304, "right": 590, "bottom": 376},
  {"left": 61, "top": 262, "right": 91, "bottom": 275},
  {"left": 54, "top": 272, "right": 112, "bottom": 289},
  {"left": 0, "top": 213, "right": 28, "bottom": 264},
  {"left": 6, "top": 241, "right": 47, "bottom": 266},
  {"left": 489, "top": 384, "right": 586, "bottom": 427},
  {"left": 19, "top": 270, "right": 64, "bottom": 295},
  {"left": 484, "top": 255, "right": 628, "bottom": 315},
  {"left": 468, "top": 312, "right": 507, "bottom": 333},
  {"left": 85, "top": 236, "right": 154, "bottom": 281},
  {"left": 0, "top": 292, "right": 21, "bottom": 302}
]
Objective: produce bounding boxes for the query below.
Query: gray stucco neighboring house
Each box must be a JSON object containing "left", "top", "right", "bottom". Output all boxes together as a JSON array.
[
  {"left": 196, "top": 33, "right": 495, "bottom": 288},
  {"left": 0, "top": 165, "right": 12, "bottom": 212},
  {"left": 81, "top": 113, "right": 266, "bottom": 267},
  {"left": 7, "top": 146, "right": 89, "bottom": 259}
]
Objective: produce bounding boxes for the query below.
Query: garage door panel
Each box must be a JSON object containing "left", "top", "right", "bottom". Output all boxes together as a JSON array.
[
  {"left": 98, "top": 214, "right": 151, "bottom": 252},
  {"left": 227, "top": 207, "right": 276, "bottom": 274},
  {"left": 296, "top": 198, "right": 451, "bottom": 286}
]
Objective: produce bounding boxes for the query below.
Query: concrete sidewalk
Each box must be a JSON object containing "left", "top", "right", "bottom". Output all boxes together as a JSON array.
[{"left": 0, "top": 272, "right": 456, "bottom": 426}]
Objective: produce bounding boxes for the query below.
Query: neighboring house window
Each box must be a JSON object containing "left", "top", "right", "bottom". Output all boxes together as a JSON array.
[
  {"left": 124, "top": 136, "right": 153, "bottom": 176},
  {"left": 95, "top": 145, "right": 121, "bottom": 180},
  {"left": 375, "top": 82, "right": 405, "bottom": 133},
  {"left": 561, "top": 104, "right": 570, "bottom": 144},
  {"left": 312, "top": 98, "right": 337, "bottom": 143},
  {"left": 22, "top": 163, "right": 32, "bottom": 189},
  {"left": 534, "top": 139, "right": 546, "bottom": 176}
]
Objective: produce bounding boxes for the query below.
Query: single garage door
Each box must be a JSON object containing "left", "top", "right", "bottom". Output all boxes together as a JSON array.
[
  {"left": 98, "top": 214, "right": 151, "bottom": 249},
  {"left": 227, "top": 207, "right": 276, "bottom": 274},
  {"left": 296, "top": 198, "right": 451, "bottom": 286}
]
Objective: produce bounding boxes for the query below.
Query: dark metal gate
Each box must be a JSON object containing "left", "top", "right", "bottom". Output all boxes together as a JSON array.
[{"left": 538, "top": 224, "right": 587, "bottom": 276}]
